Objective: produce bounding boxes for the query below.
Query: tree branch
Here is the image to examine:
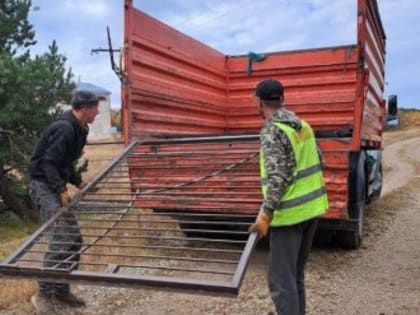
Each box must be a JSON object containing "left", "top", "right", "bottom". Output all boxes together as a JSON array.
[{"left": 0, "top": 127, "right": 15, "bottom": 135}]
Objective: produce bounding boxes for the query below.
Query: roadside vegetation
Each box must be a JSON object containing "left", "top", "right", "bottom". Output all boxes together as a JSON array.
[
  {"left": 0, "top": 0, "right": 75, "bottom": 221},
  {"left": 398, "top": 108, "right": 420, "bottom": 128}
]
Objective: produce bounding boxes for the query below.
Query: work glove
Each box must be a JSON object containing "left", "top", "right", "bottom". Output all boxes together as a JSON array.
[
  {"left": 249, "top": 211, "right": 271, "bottom": 238},
  {"left": 59, "top": 190, "right": 71, "bottom": 206}
]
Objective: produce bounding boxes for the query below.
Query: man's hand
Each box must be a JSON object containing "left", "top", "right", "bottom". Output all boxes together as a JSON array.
[
  {"left": 59, "top": 190, "right": 71, "bottom": 206},
  {"left": 249, "top": 211, "right": 271, "bottom": 238}
]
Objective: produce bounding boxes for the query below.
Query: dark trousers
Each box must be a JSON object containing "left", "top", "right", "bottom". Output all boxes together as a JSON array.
[
  {"left": 268, "top": 218, "right": 318, "bottom": 315},
  {"left": 29, "top": 180, "right": 82, "bottom": 296}
]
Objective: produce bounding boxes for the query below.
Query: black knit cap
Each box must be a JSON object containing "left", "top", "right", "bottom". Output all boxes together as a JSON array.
[
  {"left": 71, "top": 90, "right": 100, "bottom": 107},
  {"left": 255, "top": 78, "right": 284, "bottom": 100}
]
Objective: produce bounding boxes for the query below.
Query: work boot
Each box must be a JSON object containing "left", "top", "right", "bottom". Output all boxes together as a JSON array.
[
  {"left": 31, "top": 293, "right": 55, "bottom": 315},
  {"left": 55, "top": 291, "right": 86, "bottom": 307}
]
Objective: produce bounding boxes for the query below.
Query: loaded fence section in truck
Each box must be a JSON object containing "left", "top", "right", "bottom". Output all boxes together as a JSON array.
[{"left": 0, "top": 0, "right": 386, "bottom": 295}]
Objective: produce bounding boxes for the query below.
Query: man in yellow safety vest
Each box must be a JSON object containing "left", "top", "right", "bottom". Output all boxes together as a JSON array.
[{"left": 249, "top": 78, "right": 329, "bottom": 315}]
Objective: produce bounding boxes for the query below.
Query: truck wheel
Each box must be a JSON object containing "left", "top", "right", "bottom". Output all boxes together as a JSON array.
[
  {"left": 367, "top": 160, "right": 383, "bottom": 204},
  {"left": 337, "top": 152, "right": 366, "bottom": 249},
  {"left": 313, "top": 229, "right": 334, "bottom": 247},
  {"left": 337, "top": 202, "right": 364, "bottom": 249}
]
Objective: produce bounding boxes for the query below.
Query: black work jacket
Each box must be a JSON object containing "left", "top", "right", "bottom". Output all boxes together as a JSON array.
[{"left": 29, "top": 110, "right": 88, "bottom": 193}]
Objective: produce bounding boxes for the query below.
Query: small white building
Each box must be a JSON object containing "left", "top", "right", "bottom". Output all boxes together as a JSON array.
[{"left": 75, "top": 82, "right": 112, "bottom": 141}]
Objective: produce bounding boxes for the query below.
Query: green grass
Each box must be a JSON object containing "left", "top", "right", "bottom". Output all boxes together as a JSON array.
[{"left": 0, "top": 216, "right": 38, "bottom": 259}]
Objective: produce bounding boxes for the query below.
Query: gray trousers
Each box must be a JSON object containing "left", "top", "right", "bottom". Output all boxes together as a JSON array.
[
  {"left": 268, "top": 218, "right": 318, "bottom": 315},
  {"left": 29, "top": 180, "right": 82, "bottom": 296}
]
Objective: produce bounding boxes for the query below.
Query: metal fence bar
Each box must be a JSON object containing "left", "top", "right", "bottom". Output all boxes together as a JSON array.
[
  {"left": 17, "top": 259, "right": 236, "bottom": 276},
  {"left": 72, "top": 210, "right": 255, "bottom": 219},
  {"left": 42, "top": 232, "right": 247, "bottom": 244},
  {"left": 74, "top": 218, "right": 251, "bottom": 226},
  {"left": 26, "top": 250, "right": 239, "bottom": 265},
  {"left": 33, "top": 241, "right": 243, "bottom": 254},
  {"left": 2, "top": 267, "right": 239, "bottom": 295},
  {"left": 49, "top": 225, "right": 250, "bottom": 235}
]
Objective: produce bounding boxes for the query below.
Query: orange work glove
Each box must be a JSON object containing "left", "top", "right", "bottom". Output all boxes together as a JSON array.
[
  {"left": 59, "top": 190, "right": 71, "bottom": 206},
  {"left": 249, "top": 211, "right": 271, "bottom": 238}
]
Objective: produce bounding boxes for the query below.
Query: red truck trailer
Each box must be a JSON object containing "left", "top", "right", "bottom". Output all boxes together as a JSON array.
[{"left": 121, "top": 0, "right": 386, "bottom": 249}]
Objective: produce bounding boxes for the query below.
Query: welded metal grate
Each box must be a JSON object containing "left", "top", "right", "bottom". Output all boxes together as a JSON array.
[{"left": 0, "top": 135, "right": 261, "bottom": 295}]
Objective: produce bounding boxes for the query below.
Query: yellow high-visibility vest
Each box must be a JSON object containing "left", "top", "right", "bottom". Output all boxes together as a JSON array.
[{"left": 260, "top": 120, "right": 329, "bottom": 226}]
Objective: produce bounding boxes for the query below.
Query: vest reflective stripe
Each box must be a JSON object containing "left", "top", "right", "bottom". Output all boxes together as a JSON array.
[
  {"left": 260, "top": 163, "right": 322, "bottom": 186},
  {"left": 260, "top": 120, "right": 329, "bottom": 226},
  {"left": 279, "top": 186, "right": 326, "bottom": 208}
]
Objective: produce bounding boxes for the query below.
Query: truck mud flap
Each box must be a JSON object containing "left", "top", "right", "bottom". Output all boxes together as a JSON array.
[{"left": 0, "top": 135, "right": 261, "bottom": 296}]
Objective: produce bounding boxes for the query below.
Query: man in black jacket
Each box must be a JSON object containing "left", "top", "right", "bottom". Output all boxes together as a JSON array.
[{"left": 29, "top": 90, "right": 100, "bottom": 314}]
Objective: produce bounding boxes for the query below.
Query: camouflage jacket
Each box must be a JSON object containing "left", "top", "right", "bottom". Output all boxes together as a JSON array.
[{"left": 260, "top": 109, "right": 302, "bottom": 218}]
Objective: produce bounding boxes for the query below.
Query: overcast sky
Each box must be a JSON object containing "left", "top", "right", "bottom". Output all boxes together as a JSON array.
[{"left": 29, "top": 0, "right": 420, "bottom": 109}]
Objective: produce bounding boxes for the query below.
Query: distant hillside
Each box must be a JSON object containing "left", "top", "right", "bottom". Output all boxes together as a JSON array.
[{"left": 398, "top": 109, "right": 420, "bottom": 128}]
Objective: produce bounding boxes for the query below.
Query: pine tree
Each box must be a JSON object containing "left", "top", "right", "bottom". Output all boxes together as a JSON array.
[{"left": 0, "top": 0, "right": 75, "bottom": 220}]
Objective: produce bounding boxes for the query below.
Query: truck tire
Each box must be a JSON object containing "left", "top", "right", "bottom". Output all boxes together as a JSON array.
[
  {"left": 366, "top": 159, "right": 383, "bottom": 204},
  {"left": 313, "top": 229, "right": 334, "bottom": 247},
  {"left": 337, "top": 152, "right": 366, "bottom": 249}
]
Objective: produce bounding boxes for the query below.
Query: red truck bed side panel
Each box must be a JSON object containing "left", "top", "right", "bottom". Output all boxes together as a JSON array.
[
  {"left": 358, "top": 0, "right": 386, "bottom": 145},
  {"left": 123, "top": 3, "right": 228, "bottom": 139},
  {"left": 225, "top": 46, "right": 359, "bottom": 134}
]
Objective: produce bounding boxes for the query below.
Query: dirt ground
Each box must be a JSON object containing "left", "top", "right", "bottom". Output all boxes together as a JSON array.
[{"left": 2, "top": 128, "right": 420, "bottom": 315}]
